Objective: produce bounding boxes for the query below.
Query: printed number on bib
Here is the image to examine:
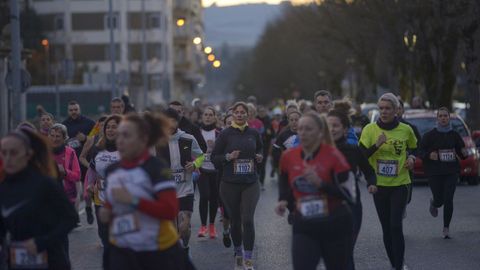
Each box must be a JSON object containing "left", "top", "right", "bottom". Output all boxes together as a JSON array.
[
  {"left": 298, "top": 196, "right": 328, "bottom": 219},
  {"left": 10, "top": 244, "right": 48, "bottom": 269},
  {"left": 204, "top": 154, "right": 211, "bottom": 162},
  {"left": 439, "top": 149, "right": 456, "bottom": 162},
  {"left": 233, "top": 159, "right": 254, "bottom": 175},
  {"left": 112, "top": 213, "right": 139, "bottom": 236},
  {"left": 172, "top": 169, "right": 186, "bottom": 184},
  {"left": 377, "top": 160, "right": 399, "bottom": 177}
]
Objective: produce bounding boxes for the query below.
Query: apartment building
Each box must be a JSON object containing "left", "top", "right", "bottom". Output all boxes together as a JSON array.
[
  {"left": 30, "top": 0, "right": 174, "bottom": 104},
  {"left": 173, "top": 0, "right": 206, "bottom": 101}
]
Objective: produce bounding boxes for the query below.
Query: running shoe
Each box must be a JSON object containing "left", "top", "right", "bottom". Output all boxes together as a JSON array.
[
  {"left": 243, "top": 259, "right": 254, "bottom": 270},
  {"left": 198, "top": 226, "right": 208, "bottom": 237},
  {"left": 429, "top": 198, "right": 438, "bottom": 217},
  {"left": 86, "top": 206, "right": 94, "bottom": 225},
  {"left": 223, "top": 232, "right": 232, "bottom": 247},
  {"left": 234, "top": 255, "right": 243, "bottom": 270},
  {"left": 209, "top": 224, "right": 217, "bottom": 239},
  {"left": 443, "top": 227, "right": 451, "bottom": 239}
]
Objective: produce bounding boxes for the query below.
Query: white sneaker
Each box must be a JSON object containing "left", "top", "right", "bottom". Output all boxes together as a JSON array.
[
  {"left": 234, "top": 256, "right": 243, "bottom": 270},
  {"left": 243, "top": 259, "right": 254, "bottom": 270}
]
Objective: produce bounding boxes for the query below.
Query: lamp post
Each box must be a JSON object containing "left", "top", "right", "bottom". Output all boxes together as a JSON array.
[
  {"left": 41, "top": 39, "right": 49, "bottom": 85},
  {"left": 404, "top": 31, "right": 417, "bottom": 98}
]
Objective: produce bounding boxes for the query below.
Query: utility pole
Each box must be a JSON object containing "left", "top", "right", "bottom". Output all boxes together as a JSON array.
[
  {"left": 9, "top": 0, "right": 22, "bottom": 128},
  {"left": 108, "top": 0, "right": 117, "bottom": 99},
  {"left": 141, "top": 0, "right": 148, "bottom": 109}
]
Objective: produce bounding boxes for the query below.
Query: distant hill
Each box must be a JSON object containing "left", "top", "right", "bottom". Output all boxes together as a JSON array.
[{"left": 204, "top": 3, "right": 284, "bottom": 48}]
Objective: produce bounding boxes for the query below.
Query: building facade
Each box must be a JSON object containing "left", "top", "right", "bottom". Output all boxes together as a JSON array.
[
  {"left": 30, "top": 0, "right": 174, "bottom": 106},
  {"left": 173, "top": 0, "right": 205, "bottom": 101}
]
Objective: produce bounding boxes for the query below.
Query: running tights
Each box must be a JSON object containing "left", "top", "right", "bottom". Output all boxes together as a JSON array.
[
  {"left": 220, "top": 181, "right": 260, "bottom": 251},
  {"left": 198, "top": 171, "right": 219, "bottom": 225},
  {"left": 373, "top": 185, "right": 408, "bottom": 270},
  {"left": 429, "top": 174, "right": 457, "bottom": 228}
]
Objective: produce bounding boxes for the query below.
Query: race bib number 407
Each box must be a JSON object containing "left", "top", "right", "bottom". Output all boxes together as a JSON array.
[
  {"left": 439, "top": 149, "right": 456, "bottom": 162},
  {"left": 233, "top": 159, "right": 254, "bottom": 175},
  {"left": 377, "top": 160, "right": 399, "bottom": 177},
  {"left": 10, "top": 244, "right": 48, "bottom": 269}
]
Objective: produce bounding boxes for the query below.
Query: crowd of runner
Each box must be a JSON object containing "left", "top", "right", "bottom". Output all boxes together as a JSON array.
[{"left": 0, "top": 90, "right": 470, "bottom": 270}]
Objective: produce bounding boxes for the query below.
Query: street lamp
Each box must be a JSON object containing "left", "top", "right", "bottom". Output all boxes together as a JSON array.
[
  {"left": 41, "top": 38, "right": 50, "bottom": 85},
  {"left": 176, "top": 18, "right": 185, "bottom": 27},
  {"left": 204, "top": 46, "right": 212, "bottom": 54},
  {"left": 193, "top": 37, "right": 202, "bottom": 45},
  {"left": 207, "top": 54, "right": 215, "bottom": 62},
  {"left": 213, "top": 60, "right": 221, "bottom": 68}
]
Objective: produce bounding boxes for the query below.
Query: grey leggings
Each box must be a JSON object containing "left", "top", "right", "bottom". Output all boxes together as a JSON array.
[{"left": 220, "top": 181, "right": 260, "bottom": 251}]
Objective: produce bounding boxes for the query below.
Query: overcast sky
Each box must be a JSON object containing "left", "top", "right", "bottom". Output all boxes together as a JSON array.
[{"left": 202, "top": 0, "right": 313, "bottom": 7}]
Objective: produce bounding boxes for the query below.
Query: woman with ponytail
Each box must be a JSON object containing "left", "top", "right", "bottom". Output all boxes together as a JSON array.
[
  {"left": 275, "top": 112, "right": 356, "bottom": 270},
  {"left": 99, "top": 112, "right": 191, "bottom": 270}
]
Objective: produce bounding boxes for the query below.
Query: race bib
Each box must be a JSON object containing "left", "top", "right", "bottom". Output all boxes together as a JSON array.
[
  {"left": 204, "top": 154, "right": 211, "bottom": 162},
  {"left": 439, "top": 149, "right": 456, "bottom": 162},
  {"left": 377, "top": 160, "right": 399, "bottom": 177},
  {"left": 111, "top": 213, "right": 139, "bottom": 236},
  {"left": 10, "top": 244, "right": 48, "bottom": 269},
  {"left": 67, "top": 139, "right": 81, "bottom": 149},
  {"left": 172, "top": 169, "right": 186, "bottom": 184},
  {"left": 298, "top": 196, "right": 328, "bottom": 218},
  {"left": 233, "top": 159, "right": 254, "bottom": 175}
]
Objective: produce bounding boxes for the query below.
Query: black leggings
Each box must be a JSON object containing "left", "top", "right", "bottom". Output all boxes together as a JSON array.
[
  {"left": 373, "top": 185, "right": 408, "bottom": 270},
  {"left": 198, "top": 171, "right": 219, "bottom": 225},
  {"left": 220, "top": 181, "right": 260, "bottom": 251},
  {"left": 347, "top": 200, "right": 362, "bottom": 270},
  {"left": 429, "top": 174, "right": 457, "bottom": 228},
  {"left": 258, "top": 147, "right": 269, "bottom": 185},
  {"left": 292, "top": 206, "right": 353, "bottom": 270}
]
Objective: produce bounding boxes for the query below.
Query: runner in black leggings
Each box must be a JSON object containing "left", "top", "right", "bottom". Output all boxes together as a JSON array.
[
  {"left": 197, "top": 107, "right": 221, "bottom": 239},
  {"left": 419, "top": 107, "right": 466, "bottom": 239},
  {"left": 212, "top": 102, "right": 263, "bottom": 270},
  {"left": 359, "top": 93, "right": 417, "bottom": 270},
  {"left": 327, "top": 106, "right": 377, "bottom": 270}
]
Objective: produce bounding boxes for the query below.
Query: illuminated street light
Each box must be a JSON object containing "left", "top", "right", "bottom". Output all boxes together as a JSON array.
[
  {"left": 193, "top": 37, "right": 202, "bottom": 45},
  {"left": 207, "top": 54, "right": 215, "bottom": 62},
  {"left": 204, "top": 46, "right": 213, "bottom": 54},
  {"left": 41, "top": 39, "right": 49, "bottom": 47},
  {"left": 176, "top": 19, "right": 185, "bottom": 27},
  {"left": 213, "top": 60, "right": 221, "bottom": 68}
]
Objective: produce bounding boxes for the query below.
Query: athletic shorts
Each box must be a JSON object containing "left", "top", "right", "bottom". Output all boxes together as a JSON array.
[{"left": 178, "top": 194, "right": 194, "bottom": 212}]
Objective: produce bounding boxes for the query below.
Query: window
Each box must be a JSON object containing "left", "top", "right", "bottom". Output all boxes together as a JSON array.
[
  {"left": 72, "top": 13, "right": 105, "bottom": 30},
  {"left": 39, "top": 14, "right": 63, "bottom": 31},
  {"left": 54, "top": 14, "right": 64, "bottom": 31},
  {"left": 73, "top": 44, "right": 119, "bottom": 61},
  {"left": 129, "top": 43, "right": 162, "bottom": 61},
  {"left": 105, "top": 13, "right": 119, "bottom": 30},
  {"left": 148, "top": 14, "right": 161, "bottom": 29},
  {"left": 128, "top": 12, "right": 161, "bottom": 29}
]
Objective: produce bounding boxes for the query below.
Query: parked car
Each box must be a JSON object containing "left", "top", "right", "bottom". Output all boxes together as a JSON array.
[{"left": 403, "top": 110, "right": 480, "bottom": 185}]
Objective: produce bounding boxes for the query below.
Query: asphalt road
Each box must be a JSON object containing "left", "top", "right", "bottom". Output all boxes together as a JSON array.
[{"left": 70, "top": 174, "right": 480, "bottom": 270}]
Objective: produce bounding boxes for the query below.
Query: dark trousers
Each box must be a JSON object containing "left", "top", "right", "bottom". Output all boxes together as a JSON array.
[
  {"left": 347, "top": 199, "right": 362, "bottom": 270},
  {"left": 198, "top": 171, "right": 219, "bottom": 225},
  {"left": 373, "top": 185, "right": 408, "bottom": 270},
  {"left": 220, "top": 181, "right": 260, "bottom": 251},
  {"left": 109, "top": 243, "right": 190, "bottom": 270},
  {"left": 292, "top": 206, "right": 353, "bottom": 270},
  {"left": 429, "top": 173, "right": 458, "bottom": 228}
]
